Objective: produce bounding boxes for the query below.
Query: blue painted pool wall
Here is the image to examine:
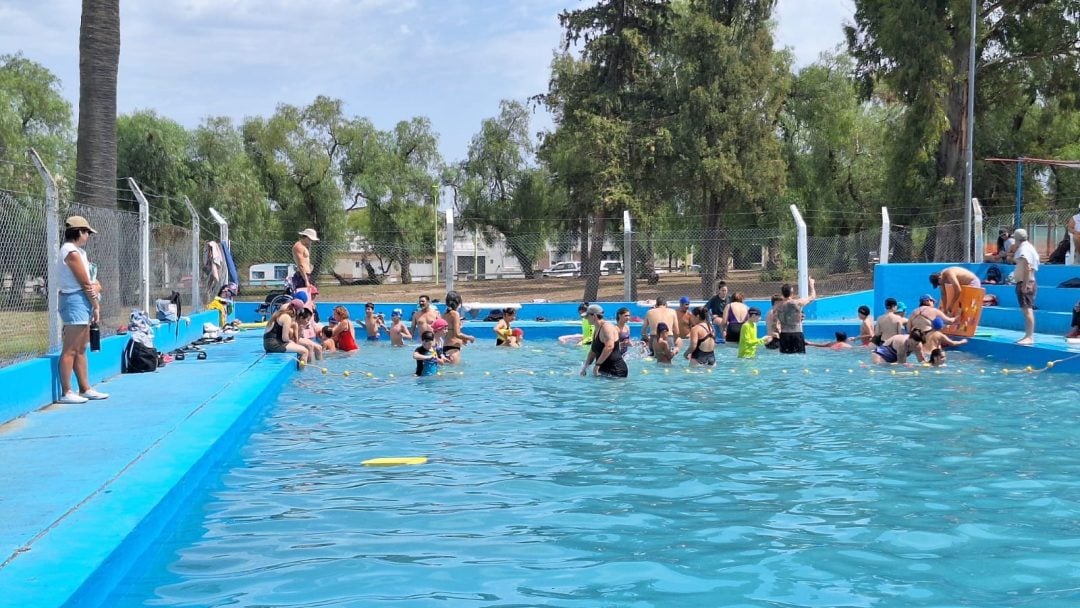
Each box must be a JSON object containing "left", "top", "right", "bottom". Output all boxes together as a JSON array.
[
  {"left": 0, "top": 310, "right": 221, "bottom": 425},
  {"left": 234, "top": 294, "right": 874, "bottom": 327},
  {"left": 62, "top": 356, "right": 296, "bottom": 608}
]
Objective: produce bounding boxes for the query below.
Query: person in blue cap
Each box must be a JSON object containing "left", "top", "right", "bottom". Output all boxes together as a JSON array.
[
  {"left": 676, "top": 296, "right": 693, "bottom": 341},
  {"left": 387, "top": 308, "right": 412, "bottom": 346},
  {"left": 909, "top": 293, "right": 955, "bottom": 334},
  {"left": 922, "top": 315, "right": 967, "bottom": 358}
]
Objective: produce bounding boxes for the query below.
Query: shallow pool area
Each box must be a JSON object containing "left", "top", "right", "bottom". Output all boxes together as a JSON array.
[{"left": 105, "top": 343, "right": 1080, "bottom": 607}]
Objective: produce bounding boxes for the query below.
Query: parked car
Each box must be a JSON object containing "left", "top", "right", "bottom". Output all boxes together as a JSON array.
[
  {"left": 542, "top": 261, "right": 582, "bottom": 277},
  {"left": 600, "top": 260, "right": 623, "bottom": 275}
]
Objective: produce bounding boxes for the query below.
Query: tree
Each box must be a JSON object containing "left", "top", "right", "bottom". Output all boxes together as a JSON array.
[
  {"left": 540, "top": 0, "right": 672, "bottom": 301},
  {"left": 75, "top": 0, "right": 120, "bottom": 208},
  {"left": 339, "top": 116, "right": 443, "bottom": 284},
  {"left": 669, "top": 0, "right": 789, "bottom": 296},
  {"left": 0, "top": 53, "right": 74, "bottom": 189},
  {"left": 243, "top": 96, "right": 348, "bottom": 274},
  {"left": 116, "top": 110, "right": 190, "bottom": 222},
  {"left": 457, "top": 100, "right": 556, "bottom": 278},
  {"left": 846, "top": 0, "right": 1080, "bottom": 254}
]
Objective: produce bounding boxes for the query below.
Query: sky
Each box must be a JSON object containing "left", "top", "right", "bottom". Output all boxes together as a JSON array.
[{"left": 1, "top": 0, "right": 854, "bottom": 164}]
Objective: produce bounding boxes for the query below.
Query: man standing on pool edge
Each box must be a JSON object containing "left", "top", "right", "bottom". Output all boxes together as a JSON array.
[{"left": 1011, "top": 229, "right": 1039, "bottom": 345}]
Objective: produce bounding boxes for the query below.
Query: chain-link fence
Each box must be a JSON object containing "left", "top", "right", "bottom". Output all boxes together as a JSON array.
[
  {"left": 983, "top": 209, "right": 1075, "bottom": 262},
  {"left": 0, "top": 189, "right": 50, "bottom": 366}
]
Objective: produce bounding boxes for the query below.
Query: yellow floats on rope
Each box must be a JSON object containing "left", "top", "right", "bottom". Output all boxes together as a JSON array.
[{"left": 362, "top": 456, "right": 428, "bottom": 467}]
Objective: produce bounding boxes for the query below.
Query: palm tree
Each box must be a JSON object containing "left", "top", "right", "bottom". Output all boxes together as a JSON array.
[{"left": 75, "top": 0, "right": 120, "bottom": 208}]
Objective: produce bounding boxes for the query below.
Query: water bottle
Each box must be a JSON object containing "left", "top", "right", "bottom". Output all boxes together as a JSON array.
[{"left": 89, "top": 322, "right": 101, "bottom": 352}]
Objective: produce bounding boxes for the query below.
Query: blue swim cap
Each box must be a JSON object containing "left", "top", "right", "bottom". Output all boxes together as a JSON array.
[
  {"left": 932, "top": 317, "right": 946, "bottom": 331},
  {"left": 293, "top": 290, "right": 309, "bottom": 304}
]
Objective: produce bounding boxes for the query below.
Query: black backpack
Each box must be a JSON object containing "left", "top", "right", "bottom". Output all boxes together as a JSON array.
[
  {"left": 985, "top": 265, "right": 1002, "bottom": 284},
  {"left": 122, "top": 340, "right": 158, "bottom": 373}
]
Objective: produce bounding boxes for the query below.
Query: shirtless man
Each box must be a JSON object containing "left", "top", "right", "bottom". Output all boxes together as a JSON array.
[
  {"left": 874, "top": 297, "right": 906, "bottom": 342},
  {"left": 410, "top": 294, "right": 440, "bottom": 339},
  {"left": 929, "top": 266, "right": 981, "bottom": 316},
  {"left": 1011, "top": 229, "right": 1039, "bottom": 344},
  {"left": 775, "top": 278, "right": 816, "bottom": 354},
  {"left": 641, "top": 298, "right": 680, "bottom": 356},
  {"left": 675, "top": 296, "right": 694, "bottom": 341},
  {"left": 291, "top": 229, "right": 319, "bottom": 290}
]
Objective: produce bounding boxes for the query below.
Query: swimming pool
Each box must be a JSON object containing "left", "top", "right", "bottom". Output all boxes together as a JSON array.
[{"left": 106, "top": 343, "right": 1080, "bottom": 607}]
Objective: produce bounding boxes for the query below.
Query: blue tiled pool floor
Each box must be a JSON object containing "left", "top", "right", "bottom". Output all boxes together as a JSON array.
[{"left": 0, "top": 333, "right": 295, "bottom": 608}]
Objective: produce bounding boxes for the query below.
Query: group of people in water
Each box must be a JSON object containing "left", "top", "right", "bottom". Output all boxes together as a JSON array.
[{"left": 260, "top": 273, "right": 978, "bottom": 378}]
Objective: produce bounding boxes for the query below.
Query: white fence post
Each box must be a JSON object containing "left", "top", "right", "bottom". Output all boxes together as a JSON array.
[
  {"left": 127, "top": 178, "right": 152, "bottom": 314},
  {"left": 444, "top": 208, "right": 455, "bottom": 293},
  {"left": 623, "top": 210, "right": 632, "bottom": 301},
  {"left": 971, "top": 197, "right": 984, "bottom": 264},
  {"left": 208, "top": 207, "right": 229, "bottom": 246},
  {"left": 29, "top": 148, "right": 61, "bottom": 353},
  {"left": 789, "top": 205, "right": 808, "bottom": 298},
  {"left": 879, "top": 206, "right": 891, "bottom": 265},
  {"left": 182, "top": 197, "right": 201, "bottom": 309}
]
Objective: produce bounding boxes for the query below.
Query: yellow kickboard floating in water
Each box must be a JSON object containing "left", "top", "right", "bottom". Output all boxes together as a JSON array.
[{"left": 362, "top": 456, "right": 428, "bottom": 466}]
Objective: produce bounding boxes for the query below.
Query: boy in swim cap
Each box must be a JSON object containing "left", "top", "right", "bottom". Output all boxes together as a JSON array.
[
  {"left": 387, "top": 308, "right": 411, "bottom": 346},
  {"left": 921, "top": 315, "right": 967, "bottom": 358}
]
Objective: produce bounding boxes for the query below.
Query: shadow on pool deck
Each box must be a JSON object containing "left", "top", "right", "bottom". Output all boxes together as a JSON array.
[
  {"left": 0, "top": 332, "right": 295, "bottom": 608},
  {"left": 0, "top": 325, "right": 1077, "bottom": 607}
]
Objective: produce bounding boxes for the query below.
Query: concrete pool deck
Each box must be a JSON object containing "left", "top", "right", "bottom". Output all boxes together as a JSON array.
[
  {"left": 0, "top": 333, "right": 295, "bottom": 608},
  {"left": 0, "top": 324, "right": 1078, "bottom": 607}
]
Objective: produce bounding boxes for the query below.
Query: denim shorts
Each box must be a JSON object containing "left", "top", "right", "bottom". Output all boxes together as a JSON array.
[{"left": 59, "top": 291, "right": 92, "bottom": 325}]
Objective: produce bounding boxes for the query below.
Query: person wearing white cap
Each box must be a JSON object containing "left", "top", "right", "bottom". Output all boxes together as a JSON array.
[
  {"left": 55, "top": 216, "right": 109, "bottom": 403},
  {"left": 1011, "top": 228, "right": 1039, "bottom": 344},
  {"left": 580, "top": 304, "right": 628, "bottom": 378},
  {"left": 291, "top": 228, "right": 319, "bottom": 290}
]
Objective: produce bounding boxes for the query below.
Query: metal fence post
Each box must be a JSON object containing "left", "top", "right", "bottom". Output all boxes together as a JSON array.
[
  {"left": 622, "top": 210, "right": 632, "bottom": 301},
  {"left": 879, "top": 206, "right": 891, "bottom": 265},
  {"left": 29, "top": 149, "right": 61, "bottom": 353},
  {"left": 789, "top": 205, "right": 808, "bottom": 298},
  {"left": 209, "top": 207, "right": 229, "bottom": 245},
  {"left": 971, "top": 197, "right": 984, "bottom": 263},
  {"left": 182, "top": 197, "right": 201, "bottom": 309},
  {"left": 444, "top": 208, "right": 455, "bottom": 293},
  {"left": 127, "top": 178, "right": 152, "bottom": 314}
]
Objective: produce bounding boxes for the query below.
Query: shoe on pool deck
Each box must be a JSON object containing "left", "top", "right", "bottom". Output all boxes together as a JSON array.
[
  {"left": 80, "top": 389, "right": 110, "bottom": 400},
  {"left": 57, "top": 391, "right": 89, "bottom": 404}
]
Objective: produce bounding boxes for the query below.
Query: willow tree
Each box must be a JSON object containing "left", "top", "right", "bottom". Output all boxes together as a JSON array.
[
  {"left": 669, "top": 0, "right": 789, "bottom": 296},
  {"left": 540, "top": 0, "right": 672, "bottom": 302}
]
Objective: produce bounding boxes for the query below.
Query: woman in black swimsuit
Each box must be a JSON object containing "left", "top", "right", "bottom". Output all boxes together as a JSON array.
[
  {"left": 685, "top": 306, "right": 717, "bottom": 366},
  {"left": 580, "top": 304, "right": 628, "bottom": 378}
]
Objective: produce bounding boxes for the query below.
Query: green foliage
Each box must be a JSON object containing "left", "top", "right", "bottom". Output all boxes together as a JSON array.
[
  {"left": 0, "top": 54, "right": 73, "bottom": 192},
  {"left": 116, "top": 110, "right": 190, "bottom": 221}
]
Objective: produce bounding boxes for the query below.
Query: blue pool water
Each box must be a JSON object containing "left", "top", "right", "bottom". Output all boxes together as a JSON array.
[{"left": 108, "top": 343, "right": 1080, "bottom": 607}]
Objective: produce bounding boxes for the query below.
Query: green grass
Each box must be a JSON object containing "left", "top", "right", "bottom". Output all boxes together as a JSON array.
[{"left": 0, "top": 310, "right": 50, "bottom": 361}]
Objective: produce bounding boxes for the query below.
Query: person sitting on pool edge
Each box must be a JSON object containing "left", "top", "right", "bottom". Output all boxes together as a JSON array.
[
  {"left": 413, "top": 330, "right": 447, "bottom": 377},
  {"left": 870, "top": 328, "right": 926, "bottom": 365},
  {"left": 580, "top": 304, "right": 628, "bottom": 378}
]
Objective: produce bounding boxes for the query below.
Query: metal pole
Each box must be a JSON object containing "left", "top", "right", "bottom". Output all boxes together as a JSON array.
[
  {"left": 432, "top": 186, "right": 439, "bottom": 285},
  {"left": 962, "top": 0, "right": 977, "bottom": 262},
  {"left": 127, "top": 178, "right": 152, "bottom": 314},
  {"left": 622, "top": 210, "right": 632, "bottom": 301},
  {"left": 444, "top": 209, "right": 455, "bottom": 292},
  {"left": 30, "top": 149, "right": 62, "bottom": 353},
  {"left": 972, "top": 197, "right": 984, "bottom": 262},
  {"left": 789, "top": 204, "right": 808, "bottom": 298},
  {"left": 182, "top": 197, "right": 201, "bottom": 309},
  {"left": 1014, "top": 161, "right": 1023, "bottom": 230},
  {"left": 879, "top": 206, "right": 891, "bottom": 265}
]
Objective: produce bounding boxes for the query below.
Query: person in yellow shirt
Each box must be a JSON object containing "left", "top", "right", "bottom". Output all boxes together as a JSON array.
[{"left": 738, "top": 307, "right": 773, "bottom": 358}]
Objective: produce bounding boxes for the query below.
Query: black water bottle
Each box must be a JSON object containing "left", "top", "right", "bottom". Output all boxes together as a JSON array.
[{"left": 89, "top": 321, "right": 101, "bottom": 352}]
